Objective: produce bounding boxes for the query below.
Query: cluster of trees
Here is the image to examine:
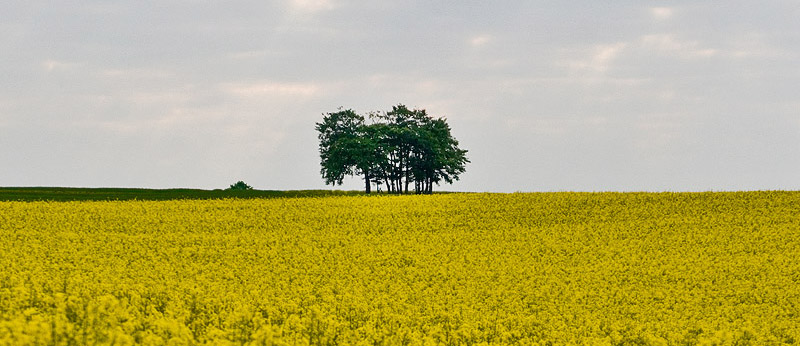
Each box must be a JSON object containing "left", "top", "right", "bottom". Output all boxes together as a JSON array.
[{"left": 316, "top": 104, "right": 469, "bottom": 194}]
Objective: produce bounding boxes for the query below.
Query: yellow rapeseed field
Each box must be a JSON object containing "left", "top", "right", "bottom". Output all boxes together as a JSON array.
[{"left": 1, "top": 192, "right": 798, "bottom": 345}]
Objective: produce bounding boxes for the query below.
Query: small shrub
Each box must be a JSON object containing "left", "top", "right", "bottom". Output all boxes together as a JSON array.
[{"left": 228, "top": 181, "right": 253, "bottom": 191}]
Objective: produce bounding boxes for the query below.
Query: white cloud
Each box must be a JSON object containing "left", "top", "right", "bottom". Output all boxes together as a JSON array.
[
  {"left": 641, "top": 34, "right": 717, "bottom": 58},
  {"left": 633, "top": 113, "right": 694, "bottom": 155},
  {"left": 367, "top": 74, "right": 443, "bottom": 93},
  {"left": 592, "top": 43, "right": 626, "bottom": 71},
  {"left": 650, "top": 7, "right": 674, "bottom": 20},
  {"left": 566, "top": 42, "right": 627, "bottom": 73},
  {"left": 125, "top": 90, "right": 193, "bottom": 105},
  {"left": 42, "top": 60, "right": 82, "bottom": 72},
  {"left": 94, "top": 105, "right": 233, "bottom": 135},
  {"left": 228, "top": 50, "right": 271, "bottom": 60},
  {"left": 290, "top": 0, "right": 336, "bottom": 13},
  {"left": 0, "top": 102, "right": 7, "bottom": 128},
  {"left": 503, "top": 115, "right": 611, "bottom": 137},
  {"left": 221, "top": 81, "right": 321, "bottom": 97},
  {"left": 469, "top": 34, "right": 492, "bottom": 47},
  {"left": 726, "top": 32, "right": 792, "bottom": 58},
  {"left": 101, "top": 68, "right": 174, "bottom": 79},
  {"left": 155, "top": 107, "right": 221, "bottom": 128}
]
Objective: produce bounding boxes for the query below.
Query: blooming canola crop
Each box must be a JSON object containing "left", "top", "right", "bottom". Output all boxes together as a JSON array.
[{"left": 1, "top": 192, "right": 799, "bottom": 345}]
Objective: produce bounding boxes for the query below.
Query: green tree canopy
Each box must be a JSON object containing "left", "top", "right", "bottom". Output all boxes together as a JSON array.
[
  {"left": 316, "top": 104, "right": 468, "bottom": 194},
  {"left": 227, "top": 181, "right": 253, "bottom": 191}
]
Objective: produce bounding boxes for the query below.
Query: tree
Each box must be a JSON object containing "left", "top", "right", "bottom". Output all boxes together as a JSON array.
[
  {"left": 315, "top": 108, "right": 377, "bottom": 193},
  {"left": 316, "top": 104, "right": 469, "bottom": 194}
]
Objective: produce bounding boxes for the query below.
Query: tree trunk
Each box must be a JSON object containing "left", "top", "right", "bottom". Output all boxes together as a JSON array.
[{"left": 364, "top": 172, "right": 371, "bottom": 194}]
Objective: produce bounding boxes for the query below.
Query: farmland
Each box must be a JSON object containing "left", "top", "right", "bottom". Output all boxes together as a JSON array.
[{"left": 1, "top": 192, "right": 798, "bottom": 345}]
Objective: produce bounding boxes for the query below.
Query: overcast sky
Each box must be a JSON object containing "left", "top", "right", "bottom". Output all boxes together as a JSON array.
[{"left": 1, "top": 1, "right": 798, "bottom": 192}]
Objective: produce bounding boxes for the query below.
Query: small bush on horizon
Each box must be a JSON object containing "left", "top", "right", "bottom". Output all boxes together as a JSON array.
[{"left": 227, "top": 181, "right": 253, "bottom": 191}]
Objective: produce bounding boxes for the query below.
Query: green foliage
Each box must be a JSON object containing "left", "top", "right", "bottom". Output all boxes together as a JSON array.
[
  {"left": 227, "top": 181, "right": 253, "bottom": 191},
  {"left": 316, "top": 104, "right": 469, "bottom": 194},
  {"left": 315, "top": 108, "right": 366, "bottom": 188}
]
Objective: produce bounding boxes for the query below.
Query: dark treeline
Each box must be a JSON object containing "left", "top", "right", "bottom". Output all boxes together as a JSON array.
[
  {"left": 316, "top": 104, "right": 469, "bottom": 194},
  {"left": 0, "top": 187, "right": 361, "bottom": 201}
]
